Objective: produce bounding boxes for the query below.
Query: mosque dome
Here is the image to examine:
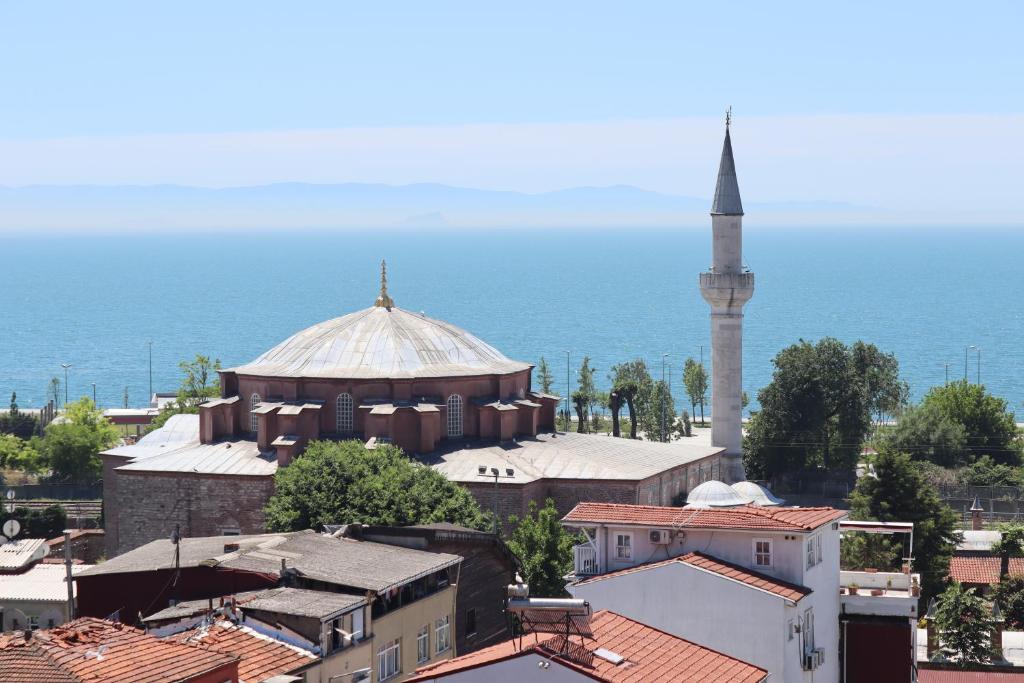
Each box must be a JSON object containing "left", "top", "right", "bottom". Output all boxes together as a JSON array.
[
  {"left": 229, "top": 306, "right": 531, "bottom": 380},
  {"left": 730, "top": 481, "right": 785, "bottom": 507},
  {"left": 685, "top": 480, "right": 749, "bottom": 509}
]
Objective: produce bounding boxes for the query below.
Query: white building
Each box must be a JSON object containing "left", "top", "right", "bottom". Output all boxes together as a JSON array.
[{"left": 561, "top": 491, "right": 921, "bottom": 683}]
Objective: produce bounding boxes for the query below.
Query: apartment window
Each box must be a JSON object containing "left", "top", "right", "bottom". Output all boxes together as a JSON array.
[
  {"left": 435, "top": 615, "right": 451, "bottom": 654},
  {"left": 753, "top": 538, "right": 772, "bottom": 567},
  {"left": 352, "top": 607, "right": 364, "bottom": 642},
  {"left": 446, "top": 395, "right": 463, "bottom": 437},
  {"left": 377, "top": 639, "right": 400, "bottom": 681},
  {"left": 27, "top": 615, "right": 39, "bottom": 631},
  {"left": 615, "top": 533, "right": 632, "bottom": 560},
  {"left": 802, "top": 609, "right": 816, "bottom": 652},
  {"left": 466, "top": 608, "right": 477, "bottom": 636},
  {"left": 807, "top": 534, "right": 824, "bottom": 569},
  {"left": 816, "top": 535, "right": 823, "bottom": 564},
  {"left": 417, "top": 625, "right": 429, "bottom": 663},
  {"left": 336, "top": 393, "right": 354, "bottom": 433},
  {"left": 250, "top": 393, "right": 261, "bottom": 433}
]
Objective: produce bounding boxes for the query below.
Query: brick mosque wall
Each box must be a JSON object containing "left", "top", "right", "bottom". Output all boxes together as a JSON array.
[{"left": 111, "top": 470, "right": 274, "bottom": 555}]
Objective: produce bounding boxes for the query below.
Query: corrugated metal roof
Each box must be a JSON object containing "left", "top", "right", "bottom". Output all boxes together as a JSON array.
[
  {"left": 102, "top": 414, "right": 200, "bottom": 459},
  {"left": 423, "top": 432, "right": 723, "bottom": 484},
  {"left": 227, "top": 306, "right": 531, "bottom": 379},
  {"left": 116, "top": 438, "right": 277, "bottom": 476},
  {"left": 0, "top": 538, "right": 50, "bottom": 570},
  {"left": 0, "top": 563, "right": 87, "bottom": 602}
]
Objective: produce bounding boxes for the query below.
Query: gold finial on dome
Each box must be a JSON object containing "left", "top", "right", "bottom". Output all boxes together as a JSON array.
[{"left": 374, "top": 259, "right": 395, "bottom": 309}]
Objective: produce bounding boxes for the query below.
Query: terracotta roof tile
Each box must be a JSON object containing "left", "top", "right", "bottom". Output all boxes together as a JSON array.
[
  {"left": 572, "top": 551, "right": 810, "bottom": 603},
  {"left": 563, "top": 502, "right": 847, "bottom": 532},
  {"left": 948, "top": 556, "right": 1024, "bottom": 585},
  {"left": 173, "top": 620, "right": 316, "bottom": 683},
  {"left": 407, "top": 610, "right": 767, "bottom": 682},
  {"left": 0, "top": 617, "right": 237, "bottom": 682}
]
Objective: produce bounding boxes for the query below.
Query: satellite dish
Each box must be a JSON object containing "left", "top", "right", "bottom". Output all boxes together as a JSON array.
[
  {"left": 0, "top": 535, "right": 7, "bottom": 545},
  {"left": 3, "top": 519, "right": 21, "bottom": 538},
  {"left": 5, "top": 489, "right": 14, "bottom": 500}
]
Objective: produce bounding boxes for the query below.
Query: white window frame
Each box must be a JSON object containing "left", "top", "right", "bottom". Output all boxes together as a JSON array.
[
  {"left": 377, "top": 638, "right": 400, "bottom": 681},
  {"left": 336, "top": 393, "right": 354, "bottom": 434},
  {"left": 614, "top": 533, "right": 632, "bottom": 561},
  {"left": 446, "top": 395, "right": 463, "bottom": 438},
  {"left": 753, "top": 538, "right": 773, "bottom": 568},
  {"left": 435, "top": 615, "right": 451, "bottom": 654},
  {"left": 250, "top": 393, "right": 261, "bottom": 433},
  {"left": 417, "top": 625, "right": 429, "bottom": 663},
  {"left": 806, "top": 535, "right": 816, "bottom": 569},
  {"left": 816, "top": 534, "right": 823, "bottom": 564},
  {"left": 802, "top": 608, "right": 815, "bottom": 652}
]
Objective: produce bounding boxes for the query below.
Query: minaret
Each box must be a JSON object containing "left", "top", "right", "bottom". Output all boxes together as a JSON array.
[{"left": 699, "top": 111, "right": 754, "bottom": 483}]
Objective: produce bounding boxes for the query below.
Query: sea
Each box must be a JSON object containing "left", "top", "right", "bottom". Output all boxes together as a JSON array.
[{"left": 1, "top": 226, "right": 1022, "bottom": 415}]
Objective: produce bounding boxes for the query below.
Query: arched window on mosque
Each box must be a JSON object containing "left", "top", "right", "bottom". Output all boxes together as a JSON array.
[
  {"left": 447, "top": 394, "right": 463, "bottom": 438},
  {"left": 336, "top": 393, "right": 353, "bottom": 434},
  {"left": 250, "top": 393, "right": 261, "bottom": 434}
]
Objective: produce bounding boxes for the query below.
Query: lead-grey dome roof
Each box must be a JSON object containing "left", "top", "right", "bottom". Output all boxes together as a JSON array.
[
  {"left": 685, "top": 480, "right": 749, "bottom": 508},
  {"left": 731, "top": 481, "right": 785, "bottom": 507},
  {"left": 229, "top": 306, "right": 531, "bottom": 380}
]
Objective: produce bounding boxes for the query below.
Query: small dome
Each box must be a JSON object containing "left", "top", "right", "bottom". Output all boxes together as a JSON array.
[
  {"left": 731, "top": 481, "right": 785, "bottom": 507},
  {"left": 229, "top": 307, "right": 531, "bottom": 380},
  {"left": 685, "top": 480, "right": 749, "bottom": 508}
]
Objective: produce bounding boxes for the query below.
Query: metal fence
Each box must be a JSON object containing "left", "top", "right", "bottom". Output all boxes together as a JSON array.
[{"left": 3, "top": 483, "right": 103, "bottom": 500}]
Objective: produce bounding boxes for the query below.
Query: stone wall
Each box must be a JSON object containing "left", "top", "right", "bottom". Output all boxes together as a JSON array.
[{"left": 112, "top": 470, "right": 274, "bottom": 556}]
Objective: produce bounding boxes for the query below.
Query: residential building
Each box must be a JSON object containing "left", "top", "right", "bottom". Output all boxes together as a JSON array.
[
  {"left": 0, "top": 537, "right": 89, "bottom": 632},
  {"left": 77, "top": 529, "right": 462, "bottom": 682},
  {"left": 561, "top": 492, "right": 921, "bottom": 683},
  {"left": 406, "top": 609, "right": 768, "bottom": 682},
  {"left": 332, "top": 522, "right": 520, "bottom": 654},
  {"left": 948, "top": 501, "right": 1020, "bottom": 591},
  {"left": 0, "top": 617, "right": 239, "bottom": 682}
]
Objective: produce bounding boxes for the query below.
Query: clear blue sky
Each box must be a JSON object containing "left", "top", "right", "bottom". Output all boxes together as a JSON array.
[{"left": 0, "top": 2, "right": 1022, "bottom": 220}]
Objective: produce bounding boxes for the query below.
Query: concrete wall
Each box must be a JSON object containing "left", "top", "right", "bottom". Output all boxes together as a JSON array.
[{"left": 0, "top": 599, "right": 71, "bottom": 632}]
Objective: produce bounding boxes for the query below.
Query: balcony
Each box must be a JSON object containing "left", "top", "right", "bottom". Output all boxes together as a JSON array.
[
  {"left": 840, "top": 571, "right": 921, "bottom": 618},
  {"left": 573, "top": 544, "right": 599, "bottom": 577}
]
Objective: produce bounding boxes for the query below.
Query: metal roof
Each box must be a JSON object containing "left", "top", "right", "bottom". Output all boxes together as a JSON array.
[
  {"left": 730, "top": 481, "right": 785, "bottom": 507},
  {"left": 0, "top": 538, "right": 50, "bottom": 570},
  {"left": 686, "top": 480, "right": 749, "bottom": 508},
  {"left": 0, "top": 563, "right": 87, "bottom": 602},
  {"left": 423, "top": 432, "right": 723, "bottom": 484},
  {"left": 711, "top": 126, "right": 744, "bottom": 216},
  {"left": 116, "top": 438, "right": 277, "bottom": 476},
  {"left": 102, "top": 414, "right": 200, "bottom": 459},
  {"left": 227, "top": 306, "right": 531, "bottom": 380}
]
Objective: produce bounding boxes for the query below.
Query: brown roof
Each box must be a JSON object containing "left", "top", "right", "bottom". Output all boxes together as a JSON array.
[
  {"left": 949, "top": 556, "right": 1024, "bottom": 585},
  {"left": 174, "top": 620, "right": 316, "bottom": 682},
  {"left": 0, "top": 644, "right": 81, "bottom": 683},
  {"left": 0, "top": 617, "right": 237, "bottom": 682},
  {"left": 407, "top": 610, "right": 767, "bottom": 682},
  {"left": 573, "top": 551, "right": 810, "bottom": 603},
  {"left": 563, "top": 502, "right": 846, "bottom": 532}
]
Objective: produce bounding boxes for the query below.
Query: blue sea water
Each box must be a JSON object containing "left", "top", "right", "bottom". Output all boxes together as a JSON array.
[{"left": 1, "top": 227, "right": 1022, "bottom": 415}]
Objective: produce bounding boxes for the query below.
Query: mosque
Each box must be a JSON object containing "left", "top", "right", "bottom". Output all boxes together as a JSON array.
[{"left": 100, "top": 119, "right": 751, "bottom": 557}]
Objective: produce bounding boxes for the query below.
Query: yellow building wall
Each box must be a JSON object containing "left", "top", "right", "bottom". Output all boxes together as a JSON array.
[{"left": 374, "top": 586, "right": 457, "bottom": 681}]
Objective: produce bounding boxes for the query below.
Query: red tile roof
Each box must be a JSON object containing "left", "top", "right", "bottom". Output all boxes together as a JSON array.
[
  {"left": 919, "top": 669, "right": 1024, "bottom": 682},
  {"left": 173, "top": 620, "right": 316, "bottom": 682},
  {"left": 407, "top": 610, "right": 768, "bottom": 682},
  {"left": 948, "top": 556, "right": 1024, "bottom": 585},
  {"left": 0, "top": 617, "right": 238, "bottom": 682},
  {"left": 572, "top": 551, "right": 810, "bottom": 603},
  {"left": 563, "top": 502, "right": 847, "bottom": 531}
]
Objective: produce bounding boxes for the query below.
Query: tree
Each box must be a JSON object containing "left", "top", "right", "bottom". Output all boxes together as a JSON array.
[
  {"left": 0, "top": 392, "right": 39, "bottom": 439},
  {"left": 40, "top": 398, "right": 119, "bottom": 483},
  {"left": 638, "top": 380, "right": 675, "bottom": 442},
  {"left": 506, "top": 499, "right": 575, "bottom": 597},
  {"left": 0, "top": 434, "right": 44, "bottom": 474},
  {"left": 933, "top": 582, "right": 994, "bottom": 665},
  {"left": 679, "top": 409, "right": 692, "bottom": 438},
  {"left": 851, "top": 342, "right": 909, "bottom": 423},
  {"left": 49, "top": 377, "right": 61, "bottom": 408},
  {"left": 993, "top": 575, "right": 1024, "bottom": 630},
  {"left": 610, "top": 360, "right": 653, "bottom": 440},
  {"left": 682, "top": 358, "right": 708, "bottom": 425},
  {"left": 849, "top": 450, "right": 958, "bottom": 600},
  {"left": 744, "top": 338, "right": 899, "bottom": 480},
  {"left": 265, "top": 440, "right": 488, "bottom": 532},
  {"left": 9, "top": 504, "right": 67, "bottom": 539},
  {"left": 537, "top": 357, "right": 555, "bottom": 394},
  {"left": 991, "top": 523, "right": 1024, "bottom": 579},
  {"left": 880, "top": 402, "right": 968, "bottom": 467},
  {"left": 958, "top": 456, "right": 1023, "bottom": 488},
  {"left": 573, "top": 357, "right": 597, "bottom": 433},
  {"left": 918, "top": 380, "right": 1021, "bottom": 465},
  {"left": 146, "top": 353, "right": 224, "bottom": 433}
]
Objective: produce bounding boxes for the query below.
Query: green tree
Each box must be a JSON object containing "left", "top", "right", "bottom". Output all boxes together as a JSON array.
[
  {"left": 918, "top": 380, "right": 1021, "bottom": 465},
  {"left": 609, "top": 360, "right": 652, "bottom": 440},
  {"left": 744, "top": 338, "right": 899, "bottom": 480},
  {"left": 265, "top": 440, "right": 488, "bottom": 532},
  {"left": 0, "top": 434, "right": 44, "bottom": 474},
  {"left": 991, "top": 523, "right": 1024, "bottom": 579},
  {"left": 992, "top": 575, "right": 1024, "bottom": 630},
  {"left": 40, "top": 398, "right": 119, "bottom": 483},
  {"left": 933, "top": 582, "right": 994, "bottom": 665},
  {"left": 638, "top": 380, "right": 675, "bottom": 442},
  {"left": 9, "top": 504, "right": 67, "bottom": 539},
  {"left": 48, "top": 377, "right": 61, "bottom": 408},
  {"left": 0, "top": 392, "right": 39, "bottom": 439},
  {"left": 682, "top": 358, "right": 708, "bottom": 425},
  {"left": 851, "top": 342, "right": 909, "bottom": 422},
  {"left": 146, "top": 353, "right": 224, "bottom": 433},
  {"left": 506, "top": 499, "right": 575, "bottom": 597},
  {"left": 958, "top": 456, "right": 1023, "bottom": 487},
  {"left": 537, "top": 357, "right": 555, "bottom": 394},
  {"left": 679, "top": 409, "right": 692, "bottom": 438},
  {"left": 880, "top": 402, "right": 968, "bottom": 467},
  {"left": 571, "top": 356, "right": 597, "bottom": 433},
  {"left": 850, "top": 450, "right": 958, "bottom": 600}
]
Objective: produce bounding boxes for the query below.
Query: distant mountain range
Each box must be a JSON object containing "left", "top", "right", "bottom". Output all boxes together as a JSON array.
[{"left": 0, "top": 182, "right": 869, "bottom": 232}]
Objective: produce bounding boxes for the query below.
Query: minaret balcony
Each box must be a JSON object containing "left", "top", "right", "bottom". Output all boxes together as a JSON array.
[{"left": 699, "top": 271, "right": 755, "bottom": 308}]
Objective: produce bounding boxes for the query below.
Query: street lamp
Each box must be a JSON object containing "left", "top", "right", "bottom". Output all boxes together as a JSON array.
[
  {"left": 91, "top": 383, "right": 97, "bottom": 406},
  {"left": 477, "top": 465, "right": 515, "bottom": 534},
  {"left": 661, "top": 354, "right": 670, "bottom": 442},
  {"left": 565, "top": 350, "right": 572, "bottom": 432},
  {"left": 148, "top": 341, "right": 154, "bottom": 405},
  {"left": 60, "top": 364, "right": 72, "bottom": 407},
  {"left": 976, "top": 347, "right": 982, "bottom": 385},
  {"left": 965, "top": 346, "right": 977, "bottom": 381}
]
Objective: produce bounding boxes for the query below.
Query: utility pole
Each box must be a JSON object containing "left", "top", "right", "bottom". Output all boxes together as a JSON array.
[
  {"left": 565, "top": 350, "right": 571, "bottom": 432},
  {"left": 148, "top": 341, "right": 154, "bottom": 405},
  {"left": 661, "top": 354, "right": 669, "bottom": 442},
  {"left": 61, "top": 363, "right": 71, "bottom": 407},
  {"left": 944, "top": 363, "right": 949, "bottom": 385},
  {"left": 91, "top": 383, "right": 97, "bottom": 406},
  {"left": 63, "top": 529, "right": 75, "bottom": 620}
]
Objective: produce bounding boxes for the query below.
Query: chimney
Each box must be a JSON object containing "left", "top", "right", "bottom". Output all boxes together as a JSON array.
[
  {"left": 971, "top": 497, "right": 984, "bottom": 531},
  {"left": 992, "top": 601, "right": 1005, "bottom": 660}
]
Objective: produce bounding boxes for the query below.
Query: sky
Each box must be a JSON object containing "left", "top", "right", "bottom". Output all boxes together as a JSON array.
[{"left": 1, "top": 1, "right": 1022, "bottom": 221}]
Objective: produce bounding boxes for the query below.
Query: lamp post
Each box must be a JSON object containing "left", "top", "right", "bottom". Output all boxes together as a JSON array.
[
  {"left": 148, "top": 341, "right": 153, "bottom": 405},
  {"left": 661, "top": 354, "right": 669, "bottom": 442},
  {"left": 60, "top": 364, "right": 71, "bottom": 407},
  {"left": 565, "top": 350, "right": 571, "bottom": 432},
  {"left": 976, "top": 347, "right": 982, "bottom": 385},
  {"left": 91, "top": 383, "right": 96, "bottom": 406},
  {"left": 965, "top": 345, "right": 977, "bottom": 381},
  {"left": 477, "top": 466, "right": 515, "bottom": 534},
  {"left": 944, "top": 363, "right": 949, "bottom": 385}
]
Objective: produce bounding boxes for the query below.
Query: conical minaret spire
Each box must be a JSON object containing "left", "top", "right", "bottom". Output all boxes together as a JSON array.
[{"left": 699, "top": 110, "right": 754, "bottom": 483}]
